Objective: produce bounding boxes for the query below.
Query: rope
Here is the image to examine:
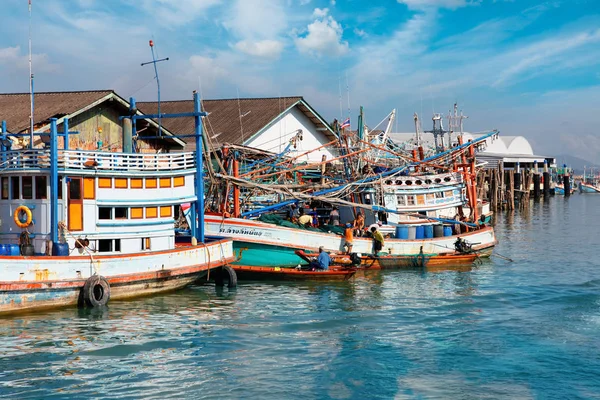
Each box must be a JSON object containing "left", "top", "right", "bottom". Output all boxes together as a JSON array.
[{"left": 58, "top": 221, "right": 97, "bottom": 275}]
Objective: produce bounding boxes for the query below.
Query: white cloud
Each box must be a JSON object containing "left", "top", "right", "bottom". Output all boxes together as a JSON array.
[
  {"left": 0, "top": 46, "right": 58, "bottom": 72},
  {"left": 294, "top": 12, "right": 348, "bottom": 56},
  {"left": 224, "top": 0, "right": 287, "bottom": 41},
  {"left": 312, "top": 8, "right": 329, "bottom": 18},
  {"left": 397, "top": 0, "right": 480, "bottom": 10},
  {"left": 354, "top": 28, "right": 366, "bottom": 37},
  {"left": 234, "top": 39, "right": 284, "bottom": 58}
]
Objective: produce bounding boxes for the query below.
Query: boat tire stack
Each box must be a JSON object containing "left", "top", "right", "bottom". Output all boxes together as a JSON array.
[
  {"left": 214, "top": 266, "right": 237, "bottom": 288},
  {"left": 82, "top": 275, "right": 111, "bottom": 307}
]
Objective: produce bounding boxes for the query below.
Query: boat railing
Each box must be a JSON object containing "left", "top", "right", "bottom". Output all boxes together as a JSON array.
[{"left": 0, "top": 149, "right": 197, "bottom": 172}]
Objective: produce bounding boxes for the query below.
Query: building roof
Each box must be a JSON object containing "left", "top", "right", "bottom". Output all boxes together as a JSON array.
[
  {"left": 0, "top": 90, "right": 185, "bottom": 147},
  {"left": 136, "top": 96, "right": 337, "bottom": 151},
  {"left": 0, "top": 90, "right": 114, "bottom": 132}
]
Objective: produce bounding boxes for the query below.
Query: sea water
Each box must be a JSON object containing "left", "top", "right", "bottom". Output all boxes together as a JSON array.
[{"left": 1, "top": 195, "right": 600, "bottom": 399}]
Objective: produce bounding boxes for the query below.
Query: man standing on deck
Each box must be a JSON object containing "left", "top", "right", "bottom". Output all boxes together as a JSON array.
[
  {"left": 371, "top": 226, "right": 385, "bottom": 256},
  {"left": 310, "top": 246, "right": 330, "bottom": 271},
  {"left": 343, "top": 223, "right": 354, "bottom": 254},
  {"left": 328, "top": 206, "right": 340, "bottom": 226}
]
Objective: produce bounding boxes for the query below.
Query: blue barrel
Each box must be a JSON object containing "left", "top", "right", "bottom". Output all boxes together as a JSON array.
[
  {"left": 443, "top": 226, "right": 453, "bottom": 237},
  {"left": 8, "top": 244, "right": 20, "bottom": 256},
  {"left": 408, "top": 226, "right": 417, "bottom": 240},
  {"left": 52, "top": 242, "right": 69, "bottom": 256},
  {"left": 424, "top": 225, "right": 434, "bottom": 238},
  {"left": 433, "top": 225, "right": 444, "bottom": 238},
  {"left": 0, "top": 244, "right": 8, "bottom": 256},
  {"left": 395, "top": 225, "right": 409, "bottom": 239},
  {"left": 415, "top": 225, "right": 425, "bottom": 239}
]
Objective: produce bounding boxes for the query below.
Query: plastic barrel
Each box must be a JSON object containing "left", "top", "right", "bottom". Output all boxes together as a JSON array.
[
  {"left": 408, "top": 226, "right": 417, "bottom": 240},
  {"left": 52, "top": 242, "right": 69, "bottom": 256},
  {"left": 21, "top": 245, "right": 35, "bottom": 256},
  {"left": 424, "top": 225, "right": 434, "bottom": 239},
  {"left": 415, "top": 225, "right": 425, "bottom": 239},
  {"left": 395, "top": 225, "right": 409, "bottom": 239},
  {"left": 0, "top": 244, "right": 8, "bottom": 256},
  {"left": 433, "top": 225, "right": 444, "bottom": 238},
  {"left": 9, "top": 244, "right": 20, "bottom": 256},
  {"left": 443, "top": 226, "right": 453, "bottom": 237}
]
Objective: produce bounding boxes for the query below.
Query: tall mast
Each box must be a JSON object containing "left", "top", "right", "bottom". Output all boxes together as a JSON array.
[{"left": 28, "top": 0, "right": 34, "bottom": 148}]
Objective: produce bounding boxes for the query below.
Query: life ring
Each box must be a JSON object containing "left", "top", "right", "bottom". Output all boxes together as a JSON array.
[
  {"left": 82, "top": 275, "right": 111, "bottom": 307},
  {"left": 14, "top": 206, "right": 33, "bottom": 228},
  {"left": 214, "top": 265, "right": 237, "bottom": 288}
]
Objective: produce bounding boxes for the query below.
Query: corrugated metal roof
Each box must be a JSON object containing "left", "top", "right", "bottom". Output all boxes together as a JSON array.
[
  {"left": 0, "top": 90, "right": 114, "bottom": 132},
  {"left": 137, "top": 97, "right": 336, "bottom": 151}
]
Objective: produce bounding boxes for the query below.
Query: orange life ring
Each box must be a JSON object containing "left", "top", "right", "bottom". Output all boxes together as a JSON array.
[{"left": 14, "top": 205, "right": 32, "bottom": 228}]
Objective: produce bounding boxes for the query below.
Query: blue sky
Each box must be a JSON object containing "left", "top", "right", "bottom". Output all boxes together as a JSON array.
[{"left": 1, "top": 0, "right": 599, "bottom": 162}]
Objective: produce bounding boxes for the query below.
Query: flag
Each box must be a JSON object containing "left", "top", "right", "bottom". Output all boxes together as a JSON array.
[{"left": 340, "top": 117, "right": 350, "bottom": 130}]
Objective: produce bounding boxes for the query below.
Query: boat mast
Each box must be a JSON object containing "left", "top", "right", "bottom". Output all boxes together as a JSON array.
[{"left": 28, "top": 0, "right": 34, "bottom": 148}]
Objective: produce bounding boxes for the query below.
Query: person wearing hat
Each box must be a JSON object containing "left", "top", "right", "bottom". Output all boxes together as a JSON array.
[
  {"left": 310, "top": 246, "right": 330, "bottom": 271},
  {"left": 343, "top": 222, "right": 354, "bottom": 254}
]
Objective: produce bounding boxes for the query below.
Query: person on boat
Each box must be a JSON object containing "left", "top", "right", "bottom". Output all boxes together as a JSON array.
[
  {"left": 367, "top": 221, "right": 382, "bottom": 236},
  {"left": 328, "top": 206, "right": 340, "bottom": 226},
  {"left": 310, "top": 246, "right": 330, "bottom": 271},
  {"left": 287, "top": 204, "right": 299, "bottom": 222},
  {"left": 343, "top": 223, "right": 354, "bottom": 254},
  {"left": 354, "top": 212, "right": 365, "bottom": 236},
  {"left": 298, "top": 209, "right": 313, "bottom": 227},
  {"left": 371, "top": 226, "right": 385, "bottom": 256},
  {"left": 311, "top": 207, "right": 319, "bottom": 227}
]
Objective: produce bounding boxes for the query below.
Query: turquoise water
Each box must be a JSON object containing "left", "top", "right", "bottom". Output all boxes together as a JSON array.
[{"left": 1, "top": 195, "right": 600, "bottom": 399}]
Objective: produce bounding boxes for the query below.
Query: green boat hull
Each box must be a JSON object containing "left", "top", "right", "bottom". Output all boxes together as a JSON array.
[{"left": 232, "top": 242, "right": 305, "bottom": 267}]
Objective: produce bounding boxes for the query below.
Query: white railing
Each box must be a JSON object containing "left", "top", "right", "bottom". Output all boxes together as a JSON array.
[{"left": 0, "top": 150, "right": 197, "bottom": 172}]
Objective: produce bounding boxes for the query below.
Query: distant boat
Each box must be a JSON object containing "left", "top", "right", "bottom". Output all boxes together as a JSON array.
[{"left": 232, "top": 265, "right": 356, "bottom": 281}]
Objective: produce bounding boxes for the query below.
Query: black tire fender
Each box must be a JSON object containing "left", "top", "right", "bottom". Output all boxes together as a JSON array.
[
  {"left": 215, "top": 266, "right": 237, "bottom": 288},
  {"left": 82, "top": 275, "right": 111, "bottom": 307}
]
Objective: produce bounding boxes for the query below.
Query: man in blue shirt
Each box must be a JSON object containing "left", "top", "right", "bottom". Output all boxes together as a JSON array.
[{"left": 310, "top": 246, "right": 330, "bottom": 271}]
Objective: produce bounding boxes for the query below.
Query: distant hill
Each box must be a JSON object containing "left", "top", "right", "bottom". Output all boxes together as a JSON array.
[{"left": 554, "top": 154, "right": 600, "bottom": 174}]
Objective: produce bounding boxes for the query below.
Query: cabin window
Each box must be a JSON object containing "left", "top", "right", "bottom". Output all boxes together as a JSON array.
[
  {"left": 98, "top": 239, "right": 113, "bottom": 252},
  {"left": 435, "top": 192, "right": 444, "bottom": 199},
  {"left": 146, "top": 207, "right": 158, "bottom": 218},
  {"left": 146, "top": 178, "right": 157, "bottom": 189},
  {"left": 1, "top": 177, "right": 8, "bottom": 199},
  {"left": 159, "top": 177, "right": 171, "bottom": 188},
  {"left": 11, "top": 177, "right": 19, "bottom": 199},
  {"left": 22, "top": 176, "right": 33, "bottom": 199},
  {"left": 131, "top": 207, "right": 143, "bottom": 219},
  {"left": 131, "top": 178, "right": 143, "bottom": 189},
  {"left": 417, "top": 195, "right": 426, "bottom": 205},
  {"left": 115, "top": 178, "right": 128, "bottom": 189},
  {"left": 160, "top": 206, "right": 172, "bottom": 217},
  {"left": 70, "top": 178, "right": 82, "bottom": 200},
  {"left": 173, "top": 176, "right": 185, "bottom": 187},
  {"left": 427, "top": 193, "right": 435, "bottom": 202},
  {"left": 397, "top": 195, "right": 406, "bottom": 206},
  {"left": 99, "top": 207, "right": 112, "bottom": 220},
  {"left": 407, "top": 196, "right": 415, "bottom": 206},
  {"left": 114, "top": 239, "right": 121, "bottom": 252},
  {"left": 98, "top": 178, "right": 112, "bottom": 188},
  {"left": 114, "top": 207, "right": 128, "bottom": 219},
  {"left": 35, "top": 176, "right": 47, "bottom": 199},
  {"left": 444, "top": 190, "right": 453, "bottom": 198},
  {"left": 83, "top": 177, "right": 95, "bottom": 199},
  {"left": 142, "top": 237, "right": 151, "bottom": 250},
  {"left": 58, "top": 177, "right": 63, "bottom": 199}
]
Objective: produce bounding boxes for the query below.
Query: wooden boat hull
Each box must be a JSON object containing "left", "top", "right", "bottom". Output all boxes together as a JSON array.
[
  {"left": 205, "top": 215, "right": 497, "bottom": 267},
  {"left": 296, "top": 250, "right": 478, "bottom": 270},
  {"left": 0, "top": 238, "right": 235, "bottom": 315},
  {"left": 232, "top": 265, "right": 356, "bottom": 281}
]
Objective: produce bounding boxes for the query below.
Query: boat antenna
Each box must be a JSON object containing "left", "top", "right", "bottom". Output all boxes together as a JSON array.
[
  {"left": 141, "top": 40, "right": 169, "bottom": 136},
  {"left": 28, "top": 0, "right": 34, "bottom": 148}
]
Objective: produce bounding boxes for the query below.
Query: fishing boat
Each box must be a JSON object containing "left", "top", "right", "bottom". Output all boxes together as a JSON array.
[
  {"left": 579, "top": 182, "right": 600, "bottom": 193},
  {"left": 204, "top": 213, "right": 495, "bottom": 267},
  {"left": 0, "top": 93, "right": 236, "bottom": 314},
  {"left": 295, "top": 250, "right": 478, "bottom": 270},
  {"left": 232, "top": 265, "right": 356, "bottom": 281}
]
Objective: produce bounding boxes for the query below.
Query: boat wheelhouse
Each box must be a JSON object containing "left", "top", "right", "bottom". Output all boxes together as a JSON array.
[{"left": 0, "top": 93, "right": 235, "bottom": 314}]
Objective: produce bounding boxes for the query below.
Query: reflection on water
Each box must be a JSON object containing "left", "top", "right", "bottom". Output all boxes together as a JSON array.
[{"left": 2, "top": 196, "right": 600, "bottom": 399}]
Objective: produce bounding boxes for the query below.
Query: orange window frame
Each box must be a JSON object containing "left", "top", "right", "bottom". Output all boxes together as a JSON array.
[
  {"left": 146, "top": 207, "right": 158, "bottom": 218},
  {"left": 146, "top": 178, "right": 157, "bottom": 189},
  {"left": 131, "top": 178, "right": 143, "bottom": 189},
  {"left": 115, "top": 178, "right": 128, "bottom": 189},
  {"left": 160, "top": 206, "right": 172, "bottom": 217},
  {"left": 83, "top": 177, "right": 96, "bottom": 199},
  {"left": 98, "top": 178, "right": 112, "bottom": 188},
  {"left": 159, "top": 177, "right": 171, "bottom": 188},
  {"left": 173, "top": 176, "right": 185, "bottom": 187}
]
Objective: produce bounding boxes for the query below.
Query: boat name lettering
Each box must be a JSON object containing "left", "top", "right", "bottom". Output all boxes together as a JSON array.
[{"left": 219, "top": 227, "right": 264, "bottom": 237}]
